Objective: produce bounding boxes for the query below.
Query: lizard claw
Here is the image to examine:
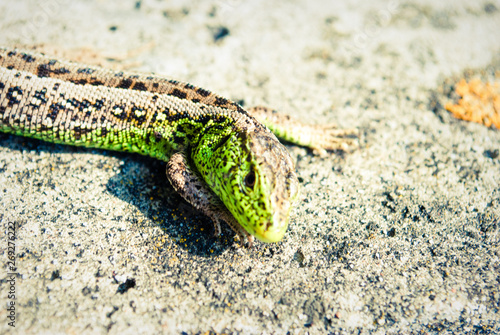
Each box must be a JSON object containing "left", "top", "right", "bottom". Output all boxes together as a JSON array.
[{"left": 309, "top": 125, "right": 360, "bottom": 155}]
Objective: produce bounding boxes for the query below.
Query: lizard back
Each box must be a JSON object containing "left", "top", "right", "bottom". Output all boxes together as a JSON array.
[{"left": 0, "top": 47, "right": 253, "bottom": 161}]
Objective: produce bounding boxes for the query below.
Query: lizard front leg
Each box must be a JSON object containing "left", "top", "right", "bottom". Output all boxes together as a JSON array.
[{"left": 166, "top": 152, "right": 254, "bottom": 247}]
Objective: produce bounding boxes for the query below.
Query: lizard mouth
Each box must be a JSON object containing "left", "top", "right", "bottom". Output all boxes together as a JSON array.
[
  {"left": 254, "top": 208, "right": 291, "bottom": 243},
  {"left": 256, "top": 226, "right": 286, "bottom": 243}
]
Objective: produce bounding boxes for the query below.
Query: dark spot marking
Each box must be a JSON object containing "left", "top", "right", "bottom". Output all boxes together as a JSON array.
[
  {"left": 71, "top": 79, "right": 88, "bottom": 85},
  {"left": 66, "top": 98, "right": 81, "bottom": 110},
  {"left": 57, "top": 67, "right": 70, "bottom": 74},
  {"left": 117, "top": 278, "right": 136, "bottom": 294},
  {"left": 47, "top": 109, "right": 58, "bottom": 121},
  {"left": 49, "top": 102, "right": 66, "bottom": 114},
  {"left": 130, "top": 106, "right": 146, "bottom": 124},
  {"left": 37, "top": 63, "right": 70, "bottom": 77},
  {"left": 195, "top": 115, "right": 212, "bottom": 124},
  {"left": 152, "top": 82, "right": 159, "bottom": 89},
  {"left": 484, "top": 3, "right": 497, "bottom": 13},
  {"left": 132, "top": 82, "right": 147, "bottom": 91},
  {"left": 119, "top": 79, "right": 133, "bottom": 89},
  {"left": 484, "top": 149, "right": 499, "bottom": 159},
  {"left": 192, "top": 98, "right": 200, "bottom": 103},
  {"left": 6, "top": 86, "right": 23, "bottom": 106},
  {"left": 21, "top": 53, "right": 36, "bottom": 62},
  {"left": 214, "top": 96, "right": 228, "bottom": 106},
  {"left": 29, "top": 88, "right": 48, "bottom": 108},
  {"left": 175, "top": 123, "right": 186, "bottom": 135},
  {"left": 0, "top": 82, "right": 4, "bottom": 90},
  {"left": 7, "top": 65, "right": 14, "bottom": 70},
  {"left": 196, "top": 87, "right": 211, "bottom": 97},
  {"left": 77, "top": 68, "right": 95, "bottom": 74},
  {"left": 40, "top": 123, "right": 53, "bottom": 132},
  {"left": 7, "top": 51, "right": 17, "bottom": 56},
  {"left": 213, "top": 134, "right": 231, "bottom": 152},
  {"left": 36, "top": 64, "right": 50, "bottom": 78},
  {"left": 94, "top": 99, "right": 106, "bottom": 111},
  {"left": 236, "top": 105, "right": 248, "bottom": 114},
  {"left": 213, "top": 116, "right": 227, "bottom": 124},
  {"left": 100, "top": 126, "right": 109, "bottom": 137},
  {"left": 173, "top": 134, "right": 184, "bottom": 145},
  {"left": 213, "top": 26, "right": 230, "bottom": 42},
  {"left": 171, "top": 89, "right": 187, "bottom": 99},
  {"left": 161, "top": 107, "right": 171, "bottom": 117},
  {"left": 112, "top": 105, "right": 127, "bottom": 120},
  {"left": 90, "top": 80, "right": 104, "bottom": 86},
  {"left": 166, "top": 110, "right": 187, "bottom": 122}
]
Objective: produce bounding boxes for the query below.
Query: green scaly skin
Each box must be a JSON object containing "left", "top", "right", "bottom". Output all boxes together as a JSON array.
[{"left": 0, "top": 47, "right": 357, "bottom": 245}]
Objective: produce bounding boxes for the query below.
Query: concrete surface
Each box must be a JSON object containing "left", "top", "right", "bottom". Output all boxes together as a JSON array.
[{"left": 0, "top": 0, "right": 499, "bottom": 334}]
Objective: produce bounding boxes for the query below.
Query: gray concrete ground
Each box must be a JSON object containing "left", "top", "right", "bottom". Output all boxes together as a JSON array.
[{"left": 0, "top": 0, "right": 499, "bottom": 334}]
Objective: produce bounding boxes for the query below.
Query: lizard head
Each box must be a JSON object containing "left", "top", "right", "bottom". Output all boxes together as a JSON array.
[{"left": 202, "top": 128, "right": 300, "bottom": 243}]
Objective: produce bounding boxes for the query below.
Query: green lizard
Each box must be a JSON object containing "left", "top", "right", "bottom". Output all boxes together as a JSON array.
[{"left": 0, "top": 47, "right": 357, "bottom": 246}]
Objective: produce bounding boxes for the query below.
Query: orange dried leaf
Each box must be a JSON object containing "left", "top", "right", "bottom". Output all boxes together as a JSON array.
[{"left": 445, "top": 77, "right": 500, "bottom": 129}]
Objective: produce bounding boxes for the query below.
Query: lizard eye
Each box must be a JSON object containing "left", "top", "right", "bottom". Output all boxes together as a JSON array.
[{"left": 244, "top": 171, "right": 256, "bottom": 188}]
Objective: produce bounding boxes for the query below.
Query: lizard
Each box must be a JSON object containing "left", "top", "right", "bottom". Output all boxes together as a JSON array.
[{"left": 0, "top": 46, "right": 358, "bottom": 247}]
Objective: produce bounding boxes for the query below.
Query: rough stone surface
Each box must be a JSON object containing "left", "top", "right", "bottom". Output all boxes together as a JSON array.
[{"left": 1, "top": 1, "right": 499, "bottom": 334}]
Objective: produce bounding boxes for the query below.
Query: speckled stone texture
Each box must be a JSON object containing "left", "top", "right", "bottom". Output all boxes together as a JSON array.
[{"left": 0, "top": 1, "right": 499, "bottom": 334}]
